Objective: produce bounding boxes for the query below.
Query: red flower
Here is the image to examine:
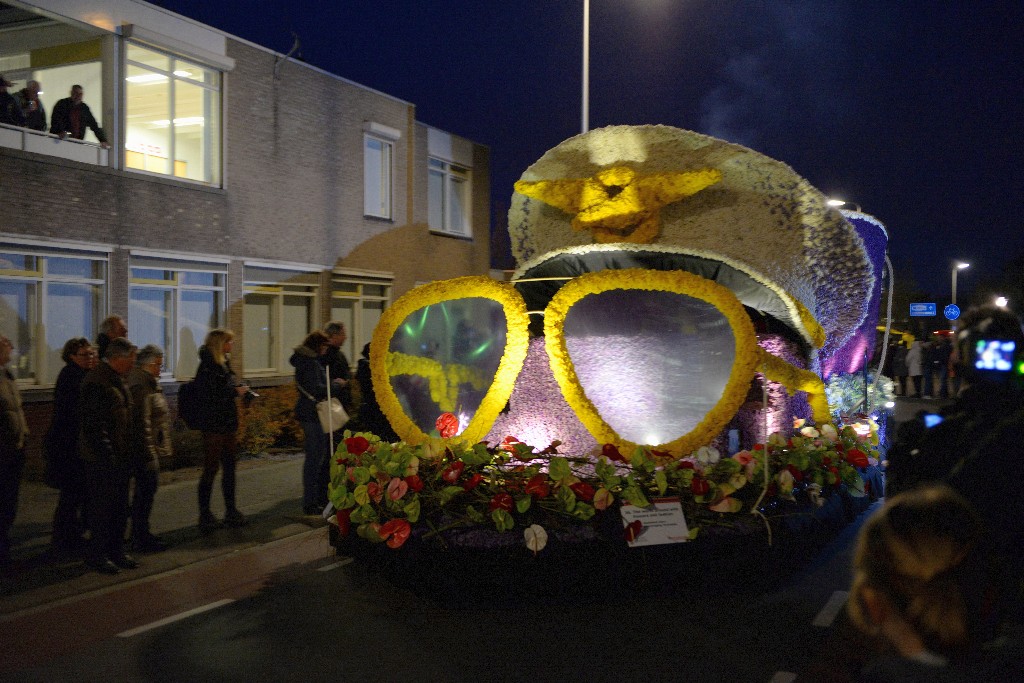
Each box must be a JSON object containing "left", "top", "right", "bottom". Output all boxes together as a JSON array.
[
  {"left": 845, "top": 448, "right": 869, "bottom": 468},
  {"left": 344, "top": 436, "right": 370, "bottom": 456},
  {"left": 441, "top": 461, "right": 465, "bottom": 483},
  {"left": 488, "top": 493, "right": 514, "bottom": 512},
  {"left": 335, "top": 508, "right": 351, "bottom": 536},
  {"left": 601, "top": 443, "right": 626, "bottom": 462},
  {"left": 499, "top": 435, "right": 521, "bottom": 452},
  {"left": 378, "top": 519, "right": 411, "bottom": 549},
  {"left": 569, "top": 482, "right": 595, "bottom": 501},
  {"left": 366, "top": 481, "right": 383, "bottom": 504},
  {"left": 463, "top": 473, "right": 483, "bottom": 491},
  {"left": 624, "top": 520, "right": 643, "bottom": 542},
  {"left": 436, "top": 412, "right": 459, "bottom": 438},
  {"left": 677, "top": 460, "right": 695, "bottom": 470},
  {"left": 753, "top": 444, "right": 765, "bottom": 451},
  {"left": 404, "top": 475, "right": 424, "bottom": 493},
  {"left": 786, "top": 464, "right": 804, "bottom": 482},
  {"left": 524, "top": 474, "right": 550, "bottom": 498},
  {"left": 822, "top": 456, "right": 832, "bottom": 466},
  {"left": 691, "top": 477, "right": 710, "bottom": 496},
  {"left": 651, "top": 450, "right": 672, "bottom": 459}
]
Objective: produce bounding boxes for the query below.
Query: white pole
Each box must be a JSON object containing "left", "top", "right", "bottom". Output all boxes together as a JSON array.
[{"left": 582, "top": 0, "right": 590, "bottom": 134}]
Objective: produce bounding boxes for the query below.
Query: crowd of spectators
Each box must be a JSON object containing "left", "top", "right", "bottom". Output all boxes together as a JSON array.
[{"left": 0, "top": 75, "right": 109, "bottom": 148}]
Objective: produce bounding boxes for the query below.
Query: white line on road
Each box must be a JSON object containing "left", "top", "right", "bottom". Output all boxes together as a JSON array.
[
  {"left": 117, "top": 599, "right": 235, "bottom": 638},
  {"left": 812, "top": 590, "right": 850, "bottom": 628},
  {"left": 317, "top": 557, "right": 354, "bottom": 572},
  {"left": 769, "top": 672, "right": 796, "bottom": 683}
]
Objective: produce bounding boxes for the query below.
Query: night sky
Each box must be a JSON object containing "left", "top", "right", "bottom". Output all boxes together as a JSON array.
[{"left": 148, "top": 0, "right": 1023, "bottom": 303}]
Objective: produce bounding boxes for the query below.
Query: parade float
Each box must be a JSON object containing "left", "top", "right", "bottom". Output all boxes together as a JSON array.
[{"left": 328, "top": 125, "right": 890, "bottom": 591}]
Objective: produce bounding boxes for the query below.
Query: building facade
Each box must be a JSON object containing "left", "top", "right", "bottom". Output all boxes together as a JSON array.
[{"left": 0, "top": 0, "right": 491, "bottom": 468}]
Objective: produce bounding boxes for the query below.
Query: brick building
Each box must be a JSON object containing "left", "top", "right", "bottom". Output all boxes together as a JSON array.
[{"left": 0, "top": 0, "right": 492, "bottom": 471}]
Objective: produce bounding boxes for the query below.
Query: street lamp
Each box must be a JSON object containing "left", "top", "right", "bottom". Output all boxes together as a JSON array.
[
  {"left": 951, "top": 261, "right": 969, "bottom": 330},
  {"left": 827, "top": 198, "right": 862, "bottom": 212},
  {"left": 995, "top": 296, "right": 1008, "bottom": 308}
]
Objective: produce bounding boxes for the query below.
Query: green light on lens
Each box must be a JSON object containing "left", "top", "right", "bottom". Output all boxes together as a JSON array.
[
  {"left": 416, "top": 305, "right": 430, "bottom": 333},
  {"left": 469, "top": 339, "right": 492, "bottom": 358},
  {"left": 1018, "top": 360, "right": 1024, "bottom": 375}
]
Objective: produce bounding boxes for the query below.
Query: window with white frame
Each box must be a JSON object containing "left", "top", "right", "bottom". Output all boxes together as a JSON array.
[
  {"left": 428, "top": 157, "right": 471, "bottom": 237},
  {"left": 129, "top": 256, "right": 226, "bottom": 379},
  {"left": 124, "top": 43, "right": 222, "bottom": 185},
  {"left": 364, "top": 135, "right": 392, "bottom": 219},
  {"left": 243, "top": 266, "right": 320, "bottom": 375},
  {"left": 331, "top": 273, "right": 392, "bottom": 363},
  {"left": 0, "top": 245, "right": 107, "bottom": 385}
]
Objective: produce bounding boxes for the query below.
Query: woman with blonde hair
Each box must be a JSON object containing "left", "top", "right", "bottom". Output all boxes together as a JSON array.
[
  {"left": 193, "top": 328, "right": 249, "bottom": 532},
  {"left": 848, "top": 485, "right": 1022, "bottom": 681}
]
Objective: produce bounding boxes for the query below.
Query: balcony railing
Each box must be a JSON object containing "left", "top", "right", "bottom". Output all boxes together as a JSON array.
[{"left": 0, "top": 123, "right": 109, "bottom": 166}]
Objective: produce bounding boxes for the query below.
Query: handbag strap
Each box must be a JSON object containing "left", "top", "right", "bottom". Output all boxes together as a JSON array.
[{"left": 296, "top": 380, "right": 316, "bottom": 401}]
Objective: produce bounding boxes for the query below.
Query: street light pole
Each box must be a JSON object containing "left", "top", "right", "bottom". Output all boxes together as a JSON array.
[
  {"left": 582, "top": 0, "right": 590, "bottom": 134},
  {"left": 951, "top": 261, "right": 969, "bottom": 330}
]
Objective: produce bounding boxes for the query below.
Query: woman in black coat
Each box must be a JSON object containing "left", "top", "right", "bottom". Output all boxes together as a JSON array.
[
  {"left": 193, "top": 329, "right": 248, "bottom": 532},
  {"left": 290, "top": 330, "right": 331, "bottom": 515},
  {"left": 45, "top": 337, "right": 97, "bottom": 550}
]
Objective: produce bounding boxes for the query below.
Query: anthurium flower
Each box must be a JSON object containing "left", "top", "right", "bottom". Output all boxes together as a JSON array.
[
  {"left": 732, "top": 451, "right": 753, "bottom": 466},
  {"left": 623, "top": 520, "right": 643, "bottom": 542},
  {"left": 524, "top": 474, "right": 550, "bottom": 498},
  {"left": 335, "top": 508, "right": 351, "bottom": 536},
  {"left": 405, "top": 456, "right": 419, "bottom": 476},
  {"left": 344, "top": 436, "right": 370, "bottom": 456},
  {"left": 845, "top": 448, "right": 869, "bottom": 468},
  {"left": 378, "top": 519, "right": 411, "bottom": 549},
  {"left": 677, "top": 459, "right": 696, "bottom": 470},
  {"left": 786, "top": 464, "right": 804, "bottom": 482},
  {"left": 691, "top": 477, "right": 710, "bottom": 496},
  {"left": 709, "top": 497, "right": 743, "bottom": 513},
  {"left": 387, "top": 477, "right": 409, "bottom": 501},
  {"left": 441, "top": 461, "right": 465, "bottom": 483},
  {"left": 799, "top": 425, "right": 820, "bottom": 438},
  {"left": 524, "top": 524, "right": 548, "bottom": 555},
  {"left": 793, "top": 418, "right": 806, "bottom": 429},
  {"left": 436, "top": 412, "right": 459, "bottom": 438},
  {"left": 404, "top": 474, "right": 424, "bottom": 492},
  {"left": 499, "top": 435, "right": 522, "bottom": 452},
  {"left": 489, "top": 492, "right": 514, "bottom": 512},
  {"left": 366, "top": 481, "right": 383, "bottom": 504},
  {"left": 593, "top": 487, "right": 614, "bottom": 510},
  {"left": 820, "top": 423, "right": 839, "bottom": 442},
  {"left": 777, "top": 469, "right": 795, "bottom": 499},
  {"left": 695, "top": 446, "right": 720, "bottom": 467},
  {"left": 569, "top": 481, "right": 595, "bottom": 501},
  {"left": 601, "top": 443, "right": 626, "bottom": 463},
  {"left": 463, "top": 473, "right": 484, "bottom": 491}
]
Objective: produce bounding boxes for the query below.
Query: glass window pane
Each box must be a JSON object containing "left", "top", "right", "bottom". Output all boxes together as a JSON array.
[
  {"left": 182, "top": 271, "right": 219, "bottom": 286},
  {"left": 126, "top": 66, "right": 170, "bottom": 175},
  {"left": 330, "top": 299, "right": 356, "bottom": 363},
  {"left": 173, "top": 79, "right": 206, "bottom": 181},
  {"left": 282, "top": 295, "right": 313, "bottom": 365},
  {"left": 173, "top": 58, "right": 218, "bottom": 86},
  {"left": 450, "top": 176, "right": 468, "bottom": 235},
  {"left": 361, "top": 300, "right": 384, "bottom": 355},
  {"left": 428, "top": 168, "right": 444, "bottom": 230},
  {"left": 243, "top": 294, "right": 273, "bottom": 371},
  {"left": 178, "top": 290, "right": 218, "bottom": 378},
  {"left": 363, "top": 285, "right": 387, "bottom": 298},
  {"left": 132, "top": 268, "right": 174, "bottom": 281},
  {"left": 0, "top": 253, "right": 37, "bottom": 272},
  {"left": 49, "top": 257, "right": 102, "bottom": 279},
  {"left": 364, "top": 137, "right": 390, "bottom": 218},
  {"left": 127, "top": 44, "right": 170, "bottom": 71},
  {"left": 45, "top": 282, "right": 99, "bottom": 383},
  {"left": 129, "top": 287, "right": 173, "bottom": 359},
  {"left": 0, "top": 280, "right": 36, "bottom": 380}
]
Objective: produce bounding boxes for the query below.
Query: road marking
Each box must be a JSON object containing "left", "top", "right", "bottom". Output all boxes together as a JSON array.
[
  {"left": 812, "top": 590, "right": 849, "bottom": 627},
  {"left": 769, "top": 672, "right": 796, "bottom": 683},
  {"left": 317, "top": 557, "right": 354, "bottom": 572},
  {"left": 117, "top": 599, "right": 235, "bottom": 638}
]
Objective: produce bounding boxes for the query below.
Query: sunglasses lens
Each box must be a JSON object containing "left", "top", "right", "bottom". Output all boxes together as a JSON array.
[
  {"left": 563, "top": 289, "right": 736, "bottom": 445},
  {"left": 388, "top": 298, "right": 508, "bottom": 436}
]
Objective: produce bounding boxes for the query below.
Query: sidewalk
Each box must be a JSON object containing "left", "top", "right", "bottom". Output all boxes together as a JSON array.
[{"left": 1, "top": 452, "right": 333, "bottom": 617}]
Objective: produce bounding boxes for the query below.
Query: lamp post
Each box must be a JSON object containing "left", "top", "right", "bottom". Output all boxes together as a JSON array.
[
  {"left": 582, "top": 0, "right": 590, "bottom": 134},
  {"left": 827, "top": 198, "right": 862, "bottom": 212},
  {"left": 951, "top": 261, "right": 969, "bottom": 330},
  {"left": 995, "top": 296, "right": 1008, "bottom": 308}
]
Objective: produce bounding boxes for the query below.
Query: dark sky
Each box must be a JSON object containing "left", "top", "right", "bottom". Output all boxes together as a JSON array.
[{"left": 149, "top": 0, "right": 1023, "bottom": 302}]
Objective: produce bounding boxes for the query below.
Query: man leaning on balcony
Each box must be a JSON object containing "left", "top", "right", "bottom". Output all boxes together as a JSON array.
[{"left": 50, "top": 85, "right": 110, "bottom": 149}]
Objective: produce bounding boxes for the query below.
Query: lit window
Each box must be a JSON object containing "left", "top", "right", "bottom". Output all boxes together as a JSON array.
[
  {"left": 129, "top": 256, "right": 226, "bottom": 378},
  {"left": 428, "top": 157, "right": 471, "bottom": 237},
  {"left": 243, "top": 266, "right": 320, "bottom": 375},
  {"left": 364, "top": 135, "right": 392, "bottom": 219},
  {"left": 125, "top": 43, "right": 221, "bottom": 185},
  {"left": 331, "top": 272, "right": 393, "bottom": 363},
  {"left": 0, "top": 246, "right": 107, "bottom": 385}
]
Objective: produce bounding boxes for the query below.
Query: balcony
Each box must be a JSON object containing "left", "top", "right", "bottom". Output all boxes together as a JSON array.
[{"left": 0, "top": 122, "right": 109, "bottom": 166}]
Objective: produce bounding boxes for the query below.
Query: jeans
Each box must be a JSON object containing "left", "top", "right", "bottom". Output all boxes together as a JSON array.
[
  {"left": 301, "top": 421, "right": 330, "bottom": 510},
  {"left": 85, "top": 457, "right": 131, "bottom": 562}
]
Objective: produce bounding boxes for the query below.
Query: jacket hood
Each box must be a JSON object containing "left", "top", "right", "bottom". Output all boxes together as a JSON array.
[{"left": 290, "top": 345, "right": 320, "bottom": 368}]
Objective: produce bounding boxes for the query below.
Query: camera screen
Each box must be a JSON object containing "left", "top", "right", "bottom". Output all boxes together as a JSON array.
[{"left": 974, "top": 339, "right": 1016, "bottom": 372}]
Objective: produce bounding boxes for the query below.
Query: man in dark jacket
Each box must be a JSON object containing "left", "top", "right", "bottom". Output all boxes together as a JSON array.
[
  {"left": 323, "top": 321, "right": 353, "bottom": 412},
  {"left": 49, "top": 85, "right": 109, "bottom": 148},
  {"left": 12, "top": 80, "right": 45, "bottom": 131},
  {"left": 0, "top": 74, "right": 25, "bottom": 127},
  {"left": 96, "top": 314, "right": 127, "bottom": 361},
  {"left": 80, "top": 337, "right": 138, "bottom": 574}
]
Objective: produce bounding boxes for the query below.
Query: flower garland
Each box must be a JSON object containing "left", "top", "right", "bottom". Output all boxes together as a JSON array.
[
  {"left": 371, "top": 276, "right": 531, "bottom": 445},
  {"left": 544, "top": 268, "right": 761, "bottom": 458},
  {"left": 328, "top": 418, "right": 878, "bottom": 552},
  {"left": 385, "top": 352, "right": 489, "bottom": 412},
  {"left": 757, "top": 348, "right": 831, "bottom": 424}
]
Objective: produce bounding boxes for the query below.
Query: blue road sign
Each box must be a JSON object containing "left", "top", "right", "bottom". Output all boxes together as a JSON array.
[
  {"left": 910, "top": 303, "right": 936, "bottom": 317},
  {"left": 944, "top": 304, "right": 961, "bottom": 321}
]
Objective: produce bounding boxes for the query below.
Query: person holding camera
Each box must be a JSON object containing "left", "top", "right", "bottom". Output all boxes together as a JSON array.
[{"left": 193, "top": 329, "right": 249, "bottom": 532}]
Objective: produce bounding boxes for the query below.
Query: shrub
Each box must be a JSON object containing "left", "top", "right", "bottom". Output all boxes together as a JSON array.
[{"left": 237, "top": 384, "right": 302, "bottom": 455}]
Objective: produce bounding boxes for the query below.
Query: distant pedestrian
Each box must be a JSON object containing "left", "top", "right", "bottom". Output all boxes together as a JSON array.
[
  {"left": 891, "top": 340, "right": 909, "bottom": 396},
  {"left": 905, "top": 340, "right": 923, "bottom": 397},
  {"left": 0, "top": 74, "right": 26, "bottom": 127},
  {"left": 96, "top": 314, "right": 127, "bottom": 361},
  {"left": 291, "top": 330, "right": 331, "bottom": 515},
  {"left": 80, "top": 337, "right": 138, "bottom": 574},
  {"left": 12, "top": 79, "right": 45, "bottom": 131},
  {"left": 45, "top": 337, "right": 97, "bottom": 552},
  {"left": 49, "top": 84, "right": 110, "bottom": 148},
  {"left": 194, "top": 329, "right": 249, "bottom": 532},
  {"left": 0, "top": 335, "right": 29, "bottom": 567},
  {"left": 126, "top": 345, "right": 171, "bottom": 552},
  {"left": 323, "top": 321, "right": 353, "bottom": 413}
]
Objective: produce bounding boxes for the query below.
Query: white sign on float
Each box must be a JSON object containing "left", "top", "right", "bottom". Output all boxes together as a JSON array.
[{"left": 620, "top": 497, "right": 690, "bottom": 547}]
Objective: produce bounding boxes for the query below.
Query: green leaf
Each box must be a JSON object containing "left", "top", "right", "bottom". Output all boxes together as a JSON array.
[
  {"left": 356, "top": 523, "right": 384, "bottom": 542},
  {"left": 549, "top": 457, "right": 571, "bottom": 481},
  {"left": 622, "top": 485, "right": 649, "bottom": 508},
  {"left": 515, "top": 495, "right": 532, "bottom": 514},
  {"left": 466, "top": 505, "right": 485, "bottom": 523},
  {"left": 350, "top": 504, "right": 378, "bottom": 524},
  {"left": 556, "top": 485, "right": 576, "bottom": 512},
  {"left": 571, "top": 502, "right": 595, "bottom": 520},
  {"left": 403, "top": 498, "right": 421, "bottom": 523},
  {"left": 353, "top": 483, "right": 369, "bottom": 507},
  {"left": 438, "top": 485, "right": 465, "bottom": 506},
  {"left": 462, "top": 443, "right": 491, "bottom": 466},
  {"left": 491, "top": 508, "right": 514, "bottom": 532},
  {"left": 352, "top": 467, "right": 372, "bottom": 485},
  {"left": 655, "top": 470, "right": 668, "bottom": 496}
]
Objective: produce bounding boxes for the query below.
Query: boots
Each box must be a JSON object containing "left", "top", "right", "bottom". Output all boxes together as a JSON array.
[{"left": 198, "top": 480, "right": 222, "bottom": 533}]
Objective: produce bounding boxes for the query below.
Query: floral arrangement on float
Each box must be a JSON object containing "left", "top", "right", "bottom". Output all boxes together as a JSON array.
[{"left": 328, "top": 413, "right": 879, "bottom": 553}]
